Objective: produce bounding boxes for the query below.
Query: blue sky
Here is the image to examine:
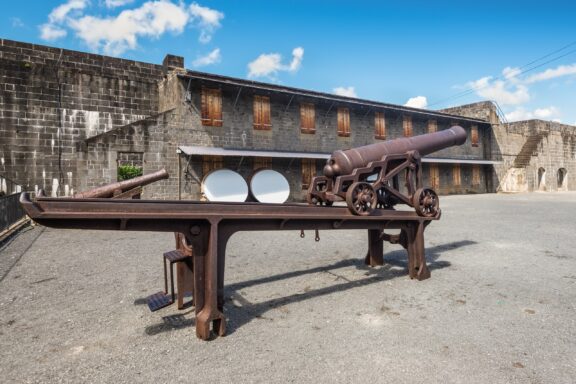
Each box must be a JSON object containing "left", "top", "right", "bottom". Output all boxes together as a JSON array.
[{"left": 2, "top": 1, "right": 576, "bottom": 124}]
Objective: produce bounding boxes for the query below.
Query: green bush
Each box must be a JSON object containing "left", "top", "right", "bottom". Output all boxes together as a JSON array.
[{"left": 117, "top": 165, "right": 143, "bottom": 181}]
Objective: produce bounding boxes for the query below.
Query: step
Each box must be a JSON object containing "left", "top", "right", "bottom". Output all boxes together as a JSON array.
[
  {"left": 146, "top": 291, "right": 173, "bottom": 312},
  {"left": 163, "top": 250, "right": 190, "bottom": 263}
]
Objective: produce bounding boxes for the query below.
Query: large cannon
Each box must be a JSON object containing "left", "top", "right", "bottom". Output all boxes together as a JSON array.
[
  {"left": 307, "top": 126, "right": 467, "bottom": 216},
  {"left": 72, "top": 168, "right": 169, "bottom": 199}
]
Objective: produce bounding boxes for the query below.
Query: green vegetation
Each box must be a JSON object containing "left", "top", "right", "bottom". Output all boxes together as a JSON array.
[{"left": 117, "top": 165, "right": 143, "bottom": 181}]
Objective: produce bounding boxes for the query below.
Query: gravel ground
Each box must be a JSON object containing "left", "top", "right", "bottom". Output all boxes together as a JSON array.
[{"left": 0, "top": 193, "right": 575, "bottom": 384}]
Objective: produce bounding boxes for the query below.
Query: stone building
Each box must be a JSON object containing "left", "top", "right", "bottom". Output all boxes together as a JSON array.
[{"left": 0, "top": 38, "right": 573, "bottom": 200}]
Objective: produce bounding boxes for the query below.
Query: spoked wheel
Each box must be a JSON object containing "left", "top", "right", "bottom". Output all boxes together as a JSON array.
[
  {"left": 346, "top": 182, "right": 377, "bottom": 216},
  {"left": 307, "top": 181, "right": 333, "bottom": 206},
  {"left": 413, "top": 187, "right": 440, "bottom": 217},
  {"left": 375, "top": 187, "right": 395, "bottom": 209}
]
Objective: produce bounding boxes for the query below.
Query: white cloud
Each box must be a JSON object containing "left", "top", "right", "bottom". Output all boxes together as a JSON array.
[
  {"left": 526, "top": 63, "right": 576, "bottom": 84},
  {"left": 192, "top": 48, "right": 221, "bottom": 67},
  {"left": 105, "top": 0, "right": 134, "bottom": 8},
  {"left": 38, "top": 1, "right": 225, "bottom": 55},
  {"left": 40, "top": 24, "right": 68, "bottom": 40},
  {"left": 467, "top": 75, "right": 530, "bottom": 106},
  {"left": 404, "top": 96, "right": 428, "bottom": 109},
  {"left": 68, "top": 1, "right": 190, "bottom": 55},
  {"left": 505, "top": 106, "right": 560, "bottom": 122},
  {"left": 247, "top": 47, "right": 304, "bottom": 79},
  {"left": 189, "top": 2, "right": 224, "bottom": 43},
  {"left": 48, "top": 0, "right": 89, "bottom": 24},
  {"left": 333, "top": 86, "right": 357, "bottom": 98}
]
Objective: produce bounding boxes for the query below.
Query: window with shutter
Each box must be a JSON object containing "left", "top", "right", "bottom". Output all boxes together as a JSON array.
[
  {"left": 403, "top": 115, "right": 413, "bottom": 137},
  {"left": 472, "top": 165, "right": 481, "bottom": 186},
  {"left": 202, "top": 156, "right": 224, "bottom": 177},
  {"left": 429, "top": 164, "right": 440, "bottom": 190},
  {"left": 453, "top": 164, "right": 461, "bottom": 186},
  {"left": 301, "top": 159, "right": 316, "bottom": 190},
  {"left": 300, "top": 103, "right": 315, "bottom": 133},
  {"left": 201, "top": 87, "right": 223, "bottom": 127},
  {"left": 253, "top": 157, "right": 272, "bottom": 170},
  {"left": 471, "top": 125, "right": 479, "bottom": 147},
  {"left": 337, "top": 107, "right": 350, "bottom": 137},
  {"left": 375, "top": 111, "right": 386, "bottom": 140},
  {"left": 428, "top": 119, "right": 437, "bottom": 133},
  {"left": 253, "top": 95, "right": 271, "bottom": 130}
]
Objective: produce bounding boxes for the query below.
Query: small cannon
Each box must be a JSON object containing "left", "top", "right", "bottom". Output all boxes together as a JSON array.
[
  {"left": 307, "top": 126, "right": 467, "bottom": 216},
  {"left": 72, "top": 169, "right": 169, "bottom": 199}
]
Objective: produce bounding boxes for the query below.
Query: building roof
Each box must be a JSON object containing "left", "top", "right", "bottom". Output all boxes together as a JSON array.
[
  {"left": 179, "top": 71, "right": 490, "bottom": 126},
  {"left": 178, "top": 145, "right": 501, "bottom": 165}
]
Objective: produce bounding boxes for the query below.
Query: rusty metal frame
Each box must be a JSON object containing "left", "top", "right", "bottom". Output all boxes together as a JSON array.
[{"left": 20, "top": 194, "right": 437, "bottom": 340}]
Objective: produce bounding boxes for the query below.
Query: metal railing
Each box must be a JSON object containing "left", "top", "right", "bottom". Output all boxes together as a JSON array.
[
  {"left": 0, "top": 175, "right": 27, "bottom": 234},
  {"left": 0, "top": 192, "right": 26, "bottom": 233}
]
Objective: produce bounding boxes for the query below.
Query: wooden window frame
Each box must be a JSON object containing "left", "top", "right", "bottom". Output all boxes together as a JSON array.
[
  {"left": 202, "top": 155, "right": 223, "bottom": 177},
  {"left": 201, "top": 87, "right": 223, "bottom": 127},
  {"left": 471, "top": 125, "right": 479, "bottom": 147},
  {"left": 301, "top": 159, "right": 316, "bottom": 190},
  {"left": 253, "top": 95, "right": 271, "bottom": 130},
  {"left": 337, "top": 107, "right": 350, "bottom": 137},
  {"left": 429, "top": 163, "right": 440, "bottom": 190},
  {"left": 253, "top": 157, "right": 272, "bottom": 170},
  {"left": 403, "top": 115, "right": 413, "bottom": 137},
  {"left": 300, "top": 103, "right": 316, "bottom": 134},
  {"left": 428, "top": 119, "right": 437, "bottom": 134},
  {"left": 453, "top": 164, "right": 461, "bottom": 187},
  {"left": 374, "top": 111, "right": 386, "bottom": 140},
  {"left": 472, "top": 165, "right": 481, "bottom": 186}
]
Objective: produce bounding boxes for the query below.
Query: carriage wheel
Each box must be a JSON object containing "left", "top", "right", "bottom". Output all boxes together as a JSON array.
[
  {"left": 413, "top": 188, "right": 439, "bottom": 217},
  {"left": 307, "top": 180, "right": 333, "bottom": 206},
  {"left": 346, "top": 182, "right": 377, "bottom": 216}
]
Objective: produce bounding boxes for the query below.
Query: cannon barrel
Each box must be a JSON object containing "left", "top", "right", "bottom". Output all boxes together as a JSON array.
[
  {"left": 323, "top": 126, "right": 467, "bottom": 177},
  {"left": 73, "top": 169, "right": 169, "bottom": 198}
]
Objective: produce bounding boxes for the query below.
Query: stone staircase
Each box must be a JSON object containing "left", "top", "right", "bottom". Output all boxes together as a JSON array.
[{"left": 513, "top": 134, "right": 544, "bottom": 168}]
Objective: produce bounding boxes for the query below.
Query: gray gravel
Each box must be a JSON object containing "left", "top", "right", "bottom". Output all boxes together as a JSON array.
[{"left": 0, "top": 193, "right": 575, "bottom": 384}]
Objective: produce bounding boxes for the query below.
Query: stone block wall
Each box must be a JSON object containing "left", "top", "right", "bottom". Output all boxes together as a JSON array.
[{"left": 0, "top": 39, "right": 164, "bottom": 195}]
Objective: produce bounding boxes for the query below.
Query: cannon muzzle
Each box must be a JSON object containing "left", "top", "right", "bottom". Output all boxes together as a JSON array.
[
  {"left": 323, "top": 126, "right": 467, "bottom": 177},
  {"left": 73, "top": 169, "right": 169, "bottom": 199}
]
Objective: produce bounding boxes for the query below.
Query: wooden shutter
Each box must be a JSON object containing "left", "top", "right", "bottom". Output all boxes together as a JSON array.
[
  {"left": 453, "top": 164, "right": 461, "bottom": 186},
  {"left": 375, "top": 111, "right": 386, "bottom": 140},
  {"left": 403, "top": 115, "right": 413, "bottom": 137},
  {"left": 300, "top": 103, "right": 315, "bottom": 133},
  {"left": 471, "top": 125, "right": 479, "bottom": 147},
  {"left": 201, "top": 88, "right": 223, "bottom": 127},
  {"left": 254, "top": 157, "right": 272, "bottom": 170},
  {"left": 428, "top": 119, "right": 437, "bottom": 133},
  {"left": 472, "top": 165, "right": 481, "bottom": 186},
  {"left": 430, "top": 164, "right": 440, "bottom": 190},
  {"left": 253, "top": 96, "right": 271, "bottom": 130},
  {"left": 337, "top": 107, "right": 350, "bottom": 137},
  {"left": 301, "top": 159, "right": 316, "bottom": 189},
  {"left": 202, "top": 155, "right": 223, "bottom": 177}
]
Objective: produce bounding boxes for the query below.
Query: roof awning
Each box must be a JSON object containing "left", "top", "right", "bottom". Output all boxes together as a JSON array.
[{"left": 178, "top": 146, "right": 501, "bottom": 165}]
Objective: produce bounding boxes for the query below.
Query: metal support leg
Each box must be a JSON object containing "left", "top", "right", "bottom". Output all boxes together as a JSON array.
[
  {"left": 190, "top": 221, "right": 226, "bottom": 340},
  {"left": 365, "top": 229, "right": 384, "bottom": 266},
  {"left": 406, "top": 221, "right": 430, "bottom": 280}
]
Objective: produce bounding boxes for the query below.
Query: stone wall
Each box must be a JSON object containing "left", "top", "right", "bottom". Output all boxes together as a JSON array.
[{"left": 0, "top": 39, "right": 165, "bottom": 195}]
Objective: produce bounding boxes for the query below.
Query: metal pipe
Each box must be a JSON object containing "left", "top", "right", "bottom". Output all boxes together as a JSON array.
[{"left": 73, "top": 169, "right": 169, "bottom": 199}]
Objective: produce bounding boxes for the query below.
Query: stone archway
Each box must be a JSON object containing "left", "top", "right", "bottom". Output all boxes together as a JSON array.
[
  {"left": 557, "top": 168, "right": 568, "bottom": 191},
  {"left": 537, "top": 167, "right": 546, "bottom": 191}
]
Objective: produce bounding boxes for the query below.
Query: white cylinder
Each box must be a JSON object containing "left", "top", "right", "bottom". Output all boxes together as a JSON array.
[
  {"left": 250, "top": 169, "right": 290, "bottom": 204},
  {"left": 202, "top": 169, "right": 248, "bottom": 202}
]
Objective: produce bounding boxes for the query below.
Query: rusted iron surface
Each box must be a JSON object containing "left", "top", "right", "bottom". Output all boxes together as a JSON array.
[
  {"left": 21, "top": 193, "right": 437, "bottom": 340},
  {"left": 308, "top": 126, "right": 466, "bottom": 216},
  {"left": 72, "top": 168, "right": 168, "bottom": 199}
]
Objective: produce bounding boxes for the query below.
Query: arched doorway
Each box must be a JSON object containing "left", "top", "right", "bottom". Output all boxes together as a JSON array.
[
  {"left": 537, "top": 168, "right": 546, "bottom": 191},
  {"left": 557, "top": 168, "right": 567, "bottom": 191}
]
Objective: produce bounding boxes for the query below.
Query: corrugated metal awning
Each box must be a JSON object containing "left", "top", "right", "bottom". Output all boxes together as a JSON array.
[{"left": 178, "top": 146, "right": 501, "bottom": 165}]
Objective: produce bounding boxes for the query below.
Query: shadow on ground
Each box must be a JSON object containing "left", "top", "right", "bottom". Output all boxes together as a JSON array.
[{"left": 141, "top": 240, "right": 476, "bottom": 336}]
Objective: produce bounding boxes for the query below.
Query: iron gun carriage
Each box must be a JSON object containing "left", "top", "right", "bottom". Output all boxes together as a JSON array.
[{"left": 307, "top": 126, "right": 467, "bottom": 216}]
